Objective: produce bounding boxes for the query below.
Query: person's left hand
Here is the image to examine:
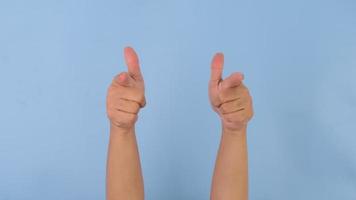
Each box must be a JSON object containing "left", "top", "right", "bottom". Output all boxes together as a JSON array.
[{"left": 208, "top": 52, "right": 254, "bottom": 132}]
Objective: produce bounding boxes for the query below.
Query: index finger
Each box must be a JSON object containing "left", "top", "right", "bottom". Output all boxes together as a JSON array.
[{"left": 220, "top": 72, "right": 244, "bottom": 90}]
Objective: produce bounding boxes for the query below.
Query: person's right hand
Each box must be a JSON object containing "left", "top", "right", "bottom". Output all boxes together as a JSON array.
[{"left": 106, "top": 47, "right": 146, "bottom": 130}]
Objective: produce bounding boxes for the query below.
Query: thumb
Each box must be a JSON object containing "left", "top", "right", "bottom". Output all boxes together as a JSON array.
[
  {"left": 210, "top": 52, "right": 224, "bottom": 83},
  {"left": 124, "top": 46, "right": 143, "bottom": 81},
  {"left": 220, "top": 72, "right": 244, "bottom": 90}
]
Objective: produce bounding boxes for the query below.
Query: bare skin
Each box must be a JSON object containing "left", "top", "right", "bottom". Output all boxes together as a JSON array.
[
  {"left": 105, "top": 48, "right": 253, "bottom": 200},
  {"left": 106, "top": 47, "right": 145, "bottom": 200},
  {"left": 209, "top": 53, "right": 254, "bottom": 200}
]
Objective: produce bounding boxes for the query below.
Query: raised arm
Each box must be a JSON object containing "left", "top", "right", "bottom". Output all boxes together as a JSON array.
[
  {"left": 106, "top": 47, "right": 146, "bottom": 200},
  {"left": 209, "top": 53, "right": 254, "bottom": 200}
]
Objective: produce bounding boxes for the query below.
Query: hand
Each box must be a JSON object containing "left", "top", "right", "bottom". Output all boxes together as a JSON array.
[
  {"left": 209, "top": 53, "right": 254, "bottom": 132},
  {"left": 106, "top": 47, "right": 146, "bottom": 130}
]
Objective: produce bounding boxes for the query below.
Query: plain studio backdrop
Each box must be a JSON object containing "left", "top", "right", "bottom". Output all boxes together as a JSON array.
[{"left": 0, "top": 0, "right": 355, "bottom": 199}]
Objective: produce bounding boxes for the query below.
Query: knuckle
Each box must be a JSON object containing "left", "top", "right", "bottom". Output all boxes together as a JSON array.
[
  {"left": 235, "top": 100, "right": 243, "bottom": 108},
  {"left": 139, "top": 95, "right": 146, "bottom": 106},
  {"left": 220, "top": 104, "right": 227, "bottom": 113},
  {"left": 133, "top": 104, "right": 140, "bottom": 113},
  {"left": 107, "top": 109, "right": 115, "bottom": 119},
  {"left": 127, "top": 114, "right": 138, "bottom": 124},
  {"left": 248, "top": 106, "right": 254, "bottom": 119},
  {"left": 218, "top": 93, "right": 227, "bottom": 103}
]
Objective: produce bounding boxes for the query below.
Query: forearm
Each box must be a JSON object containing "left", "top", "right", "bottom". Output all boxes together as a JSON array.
[
  {"left": 210, "top": 126, "right": 248, "bottom": 200},
  {"left": 106, "top": 125, "right": 144, "bottom": 200}
]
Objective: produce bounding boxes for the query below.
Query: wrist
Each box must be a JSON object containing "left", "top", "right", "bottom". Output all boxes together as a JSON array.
[
  {"left": 110, "top": 122, "right": 135, "bottom": 134},
  {"left": 221, "top": 121, "right": 247, "bottom": 136}
]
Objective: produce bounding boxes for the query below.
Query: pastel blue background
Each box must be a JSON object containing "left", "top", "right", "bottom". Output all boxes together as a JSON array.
[{"left": 1, "top": 0, "right": 355, "bottom": 199}]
